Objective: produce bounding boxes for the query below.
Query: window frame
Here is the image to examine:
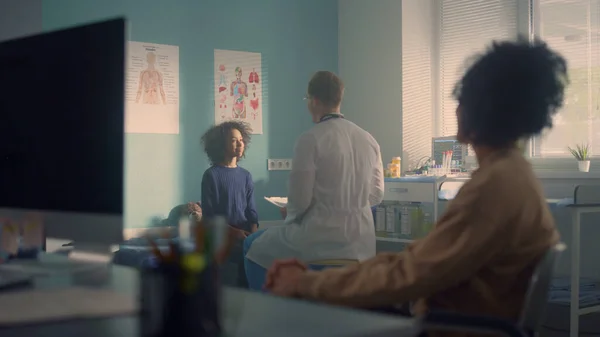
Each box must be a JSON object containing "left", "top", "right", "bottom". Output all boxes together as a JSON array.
[
  {"left": 430, "top": 0, "right": 527, "bottom": 156},
  {"left": 422, "top": 0, "right": 600, "bottom": 175},
  {"left": 526, "top": 0, "right": 600, "bottom": 174}
]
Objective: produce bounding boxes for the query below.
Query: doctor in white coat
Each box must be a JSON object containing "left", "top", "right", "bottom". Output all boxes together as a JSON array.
[{"left": 243, "top": 71, "right": 384, "bottom": 290}]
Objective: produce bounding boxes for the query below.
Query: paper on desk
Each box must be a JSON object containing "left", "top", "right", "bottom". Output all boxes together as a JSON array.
[
  {"left": 0, "top": 287, "right": 138, "bottom": 326},
  {"left": 264, "top": 196, "right": 288, "bottom": 208}
]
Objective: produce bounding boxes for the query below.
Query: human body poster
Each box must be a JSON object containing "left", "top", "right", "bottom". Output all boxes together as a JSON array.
[
  {"left": 214, "top": 49, "right": 263, "bottom": 134},
  {"left": 126, "top": 41, "right": 180, "bottom": 134}
]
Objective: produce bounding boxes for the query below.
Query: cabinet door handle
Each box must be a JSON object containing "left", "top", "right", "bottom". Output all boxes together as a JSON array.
[{"left": 389, "top": 188, "right": 408, "bottom": 193}]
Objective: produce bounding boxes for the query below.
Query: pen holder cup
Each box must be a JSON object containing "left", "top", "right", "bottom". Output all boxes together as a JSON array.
[{"left": 140, "top": 263, "right": 222, "bottom": 337}]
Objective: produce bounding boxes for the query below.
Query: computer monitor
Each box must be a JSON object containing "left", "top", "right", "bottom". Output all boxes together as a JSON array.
[
  {"left": 431, "top": 136, "right": 469, "bottom": 168},
  {"left": 0, "top": 18, "right": 126, "bottom": 252}
]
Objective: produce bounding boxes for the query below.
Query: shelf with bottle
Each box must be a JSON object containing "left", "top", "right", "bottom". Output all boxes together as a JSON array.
[{"left": 373, "top": 201, "right": 434, "bottom": 243}]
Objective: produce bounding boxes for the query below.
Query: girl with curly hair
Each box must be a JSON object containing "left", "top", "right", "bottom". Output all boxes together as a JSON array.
[
  {"left": 200, "top": 120, "right": 258, "bottom": 239},
  {"left": 200, "top": 121, "right": 259, "bottom": 287}
]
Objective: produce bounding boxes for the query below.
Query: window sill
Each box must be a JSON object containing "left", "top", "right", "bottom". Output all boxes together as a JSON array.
[
  {"left": 534, "top": 170, "right": 600, "bottom": 179},
  {"left": 528, "top": 157, "right": 600, "bottom": 179}
]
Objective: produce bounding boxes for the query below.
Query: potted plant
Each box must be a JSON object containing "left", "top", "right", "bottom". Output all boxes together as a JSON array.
[{"left": 568, "top": 144, "right": 591, "bottom": 172}]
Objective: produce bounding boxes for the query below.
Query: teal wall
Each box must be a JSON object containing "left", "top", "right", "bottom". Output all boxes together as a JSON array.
[{"left": 42, "top": 0, "right": 338, "bottom": 227}]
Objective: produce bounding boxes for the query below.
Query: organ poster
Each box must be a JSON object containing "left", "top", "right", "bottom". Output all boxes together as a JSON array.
[
  {"left": 125, "top": 41, "right": 180, "bottom": 134},
  {"left": 214, "top": 49, "right": 263, "bottom": 134}
]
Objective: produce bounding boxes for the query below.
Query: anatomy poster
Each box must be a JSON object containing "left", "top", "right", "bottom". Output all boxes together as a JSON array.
[
  {"left": 214, "top": 49, "right": 263, "bottom": 134},
  {"left": 125, "top": 41, "right": 180, "bottom": 134}
]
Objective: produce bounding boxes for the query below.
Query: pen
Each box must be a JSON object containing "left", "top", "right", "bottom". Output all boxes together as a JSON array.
[
  {"left": 194, "top": 218, "right": 208, "bottom": 255},
  {"left": 215, "top": 226, "right": 236, "bottom": 265},
  {"left": 179, "top": 219, "right": 211, "bottom": 293}
]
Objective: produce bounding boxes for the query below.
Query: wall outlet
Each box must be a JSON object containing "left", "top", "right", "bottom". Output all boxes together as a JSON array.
[{"left": 267, "top": 159, "right": 293, "bottom": 171}]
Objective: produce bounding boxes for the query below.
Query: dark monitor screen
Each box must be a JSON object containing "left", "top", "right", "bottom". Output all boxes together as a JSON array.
[{"left": 0, "top": 18, "right": 125, "bottom": 215}]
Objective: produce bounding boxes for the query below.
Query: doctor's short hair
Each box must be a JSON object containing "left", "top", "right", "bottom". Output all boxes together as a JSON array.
[
  {"left": 452, "top": 36, "right": 568, "bottom": 148},
  {"left": 308, "top": 71, "right": 345, "bottom": 108},
  {"left": 201, "top": 120, "right": 252, "bottom": 165}
]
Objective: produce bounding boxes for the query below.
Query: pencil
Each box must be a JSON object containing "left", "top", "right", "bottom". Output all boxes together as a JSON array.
[
  {"left": 193, "top": 218, "right": 207, "bottom": 255},
  {"left": 215, "top": 226, "right": 236, "bottom": 265}
]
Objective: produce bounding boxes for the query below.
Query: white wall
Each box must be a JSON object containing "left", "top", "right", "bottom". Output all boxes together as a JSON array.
[
  {"left": 338, "top": 0, "right": 403, "bottom": 164},
  {"left": 0, "top": 0, "right": 42, "bottom": 42}
]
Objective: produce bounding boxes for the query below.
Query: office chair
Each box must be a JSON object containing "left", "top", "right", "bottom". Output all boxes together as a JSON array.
[{"left": 423, "top": 243, "right": 566, "bottom": 337}]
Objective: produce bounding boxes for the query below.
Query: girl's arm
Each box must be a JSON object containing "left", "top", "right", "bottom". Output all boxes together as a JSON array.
[
  {"left": 245, "top": 173, "right": 259, "bottom": 232},
  {"left": 201, "top": 170, "right": 217, "bottom": 218}
]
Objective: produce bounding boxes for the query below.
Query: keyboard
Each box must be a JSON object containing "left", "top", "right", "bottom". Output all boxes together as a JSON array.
[{"left": 0, "top": 270, "right": 33, "bottom": 290}]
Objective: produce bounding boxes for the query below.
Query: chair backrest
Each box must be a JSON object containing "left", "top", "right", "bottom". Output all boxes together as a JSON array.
[{"left": 518, "top": 242, "right": 566, "bottom": 336}]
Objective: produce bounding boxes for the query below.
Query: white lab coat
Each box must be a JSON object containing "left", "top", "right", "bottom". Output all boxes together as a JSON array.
[{"left": 246, "top": 118, "right": 384, "bottom": 268}]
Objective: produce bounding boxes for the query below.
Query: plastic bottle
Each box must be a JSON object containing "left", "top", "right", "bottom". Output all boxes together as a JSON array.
[
  {"left": 388, "top": 163, "right": 400, "bottom": 178},
  {"left": 390, "top": 157, "right": 402, "bottom": 178},
  {"left": 422, "top": 212, "right": 433, "bottom": 237},
  {"left": 375, "top": 205, "right": 386, "bottom": 234},
  {"left": 409, "top": 204, "right": 423, "bottom": 238},
  {"left": 385, "top": 204, "right": 397, "bottom": 235},
  {"left": 399, "top": 204, "right": 411, "bottom": 239}
]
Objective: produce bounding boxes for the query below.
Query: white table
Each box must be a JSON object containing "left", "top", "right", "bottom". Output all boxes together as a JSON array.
[
  {"left": 223, "top": 288, "right": 419, "bottom": 337},
  {"left": 565, "top": 202, "right": 600, "bottom": 337},
  {"left": 1, "top": 253, "right": 419, "bottom": 337},
  {"left": 548, "top": 184, "right": 600, "bottom": 337}
]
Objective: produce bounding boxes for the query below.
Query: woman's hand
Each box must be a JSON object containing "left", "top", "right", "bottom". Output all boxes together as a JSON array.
[
  {"left": 265, "top": 258, "right": 307, "bottom": 289},
  {"left": 280, "top": 207, "right": 287, "bottom": 219},
  {"left": 265, "top": 259, "right": 307, "bottom": 297}
]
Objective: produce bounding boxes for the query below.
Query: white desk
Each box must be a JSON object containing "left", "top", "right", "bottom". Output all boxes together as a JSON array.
[
  {"left": 1, "top": 253, "right": 419, "bottom": 337},
  {"left": 548, "top": 184, "right": 600, "bottom": 337},
  {"left": 564, "top": 202, "right": 600, "bottom": 337},
  {"left": 567, "top": 204, "right": 600, "bottom": 337}
]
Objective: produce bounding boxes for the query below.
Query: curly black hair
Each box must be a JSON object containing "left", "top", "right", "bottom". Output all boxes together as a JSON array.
[
  {"left": 452, "top": 36, "right": 569, "bottom": 148},
  {"left": 201, "top": 120, "right": 252, "bottom": 165}
]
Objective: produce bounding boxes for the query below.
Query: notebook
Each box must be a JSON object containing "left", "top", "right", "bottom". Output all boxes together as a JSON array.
[{"left": 264, "top": 197, "right": 288, "bottom": 208}]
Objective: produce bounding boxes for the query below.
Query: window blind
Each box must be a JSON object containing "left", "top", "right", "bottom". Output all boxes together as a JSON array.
[
  {"left": 533, "top": 0, "right": 600, "bottom": 156},
  {"left": 438, "top": 0, "right": 519, "bottom": 137},
  {"left": 402, "top": 0, "right": 434, "bottom": 170}
]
